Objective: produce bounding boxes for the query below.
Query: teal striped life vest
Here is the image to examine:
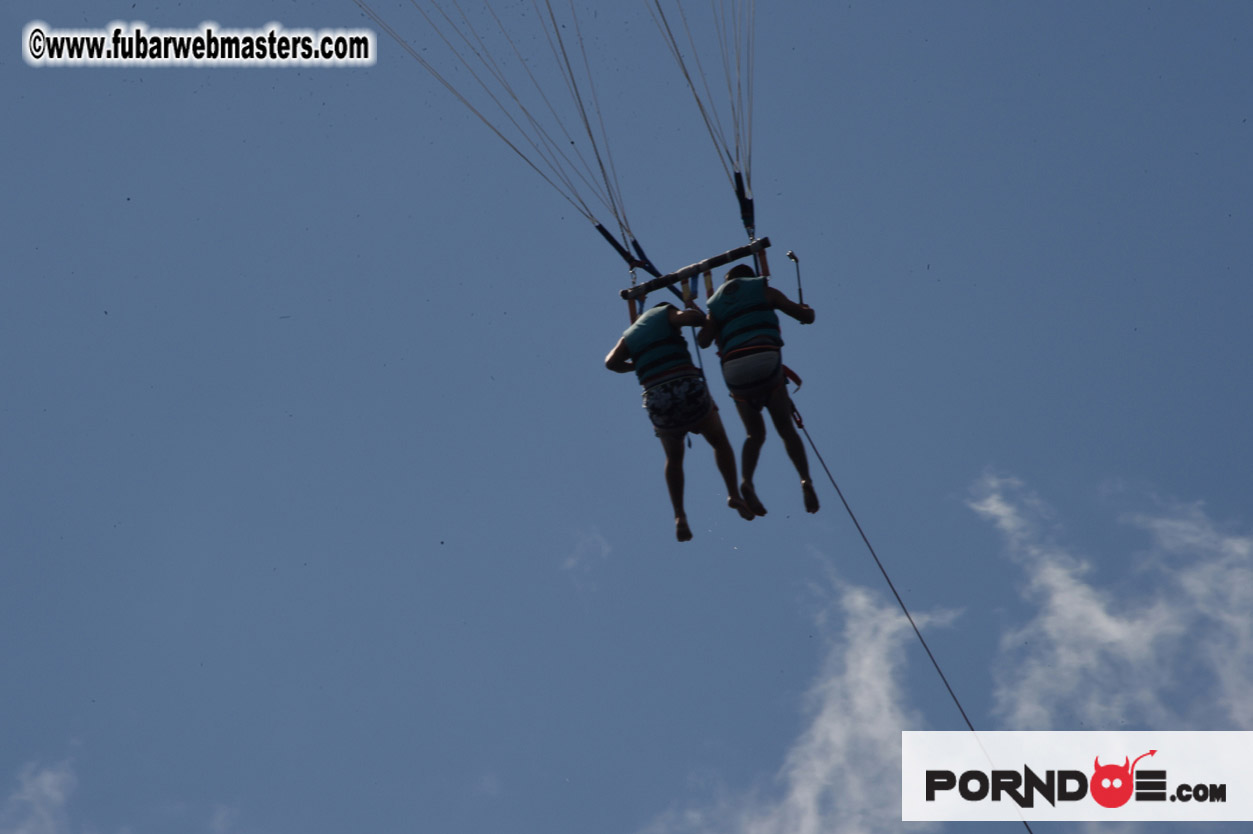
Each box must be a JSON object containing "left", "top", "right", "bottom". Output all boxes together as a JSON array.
[
  {"left": 622, "top": 304, "right": 697, "bottom": 388},
  {"left": 707, "top": 276, "right": 783, "bottom": 355}
]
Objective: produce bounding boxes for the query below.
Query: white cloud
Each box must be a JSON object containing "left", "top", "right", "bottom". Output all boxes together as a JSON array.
[
  {"left": 1125, "top": 502, "right": 1253, "bottom": 728},
  {"left": 639, "top": 473, "right": 1253, "bottom": 834},
  {"left": 562, "top": 527, "right": 612, "bottom": 593},
  {"left": 472, "top": 771, "right": 503, "bottom": 800},
  {"left": 0, "top": 762, "right": 245, "bottom": 834},
  {"left": 563, "top": 527, "right": 611, "bottom": 572},
  {"left": 970, "top": 473, "right": 1253, "bottom": 731},
  {"left": 207, "top": 805, "right": 239, "bottom": 834},
  {"left": 639, "top": 576, "right": 941, "bottom": 834},
  {"left": 0, "top": 762, "right": 75, "bottom": 834}
]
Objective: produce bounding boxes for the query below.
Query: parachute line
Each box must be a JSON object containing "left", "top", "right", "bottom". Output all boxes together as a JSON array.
[
  {"left": 792, "top": 410, "right": 1036, "bottom": 834},
  {"left": 355, "top": 1, "right": 761, "bottom": 270},
  {"left": 533, "top": 0, "right": 636, "bottom": 247},
  {"left": 648, "top": 1, "right": 734, "bottom": 185},
  {"left": 353, "top": 0, "right": 602, "bottom": 223},
  {"left": 416, "top": 0, "right": 620, "bottom": 224},
  {"left": 353, "top": 0, "right": 646, "bottom": 261},
  {"left": 648, "top": 0, "right": 756, "bottom": 235}
]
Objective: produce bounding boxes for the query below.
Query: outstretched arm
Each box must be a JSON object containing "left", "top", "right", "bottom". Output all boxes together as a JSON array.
[
  {"left": 669, "top": 304, "right": 717, "bottom": 349},
  {"left": 605, "top": 338, "right": 634, "bottom": 373},
  {"left": 697, "top": 315, "right": 718, "bottom": 348},
  {"left": 766, "top": 286, "right": 815, "bottom": 324},
  {"left": 678, "top": 300, "right": 719, "bottom": 348}
]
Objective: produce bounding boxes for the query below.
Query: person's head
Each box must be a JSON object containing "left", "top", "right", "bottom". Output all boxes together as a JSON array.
[{"left": 725, "top": 263, "right": 756, "bottom": 282}]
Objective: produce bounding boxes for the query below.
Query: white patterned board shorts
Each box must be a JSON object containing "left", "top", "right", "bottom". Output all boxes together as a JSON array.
[{"left": 641, "top": 374, "right": 715, "bottom": 437}]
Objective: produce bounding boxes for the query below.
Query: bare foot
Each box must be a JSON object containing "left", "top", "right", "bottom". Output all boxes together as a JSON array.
[
  {"left": 676, "top": 516, "right": 693, "bottom": 541},
  {"left": 801, "top": 479, "right": 820, "bottom": 514},
  {"left": 741, "top": 482, "right": 768, "bottom": 516},
  {"left": 728, "top": 496, "right": 755, "bottom": 521}
]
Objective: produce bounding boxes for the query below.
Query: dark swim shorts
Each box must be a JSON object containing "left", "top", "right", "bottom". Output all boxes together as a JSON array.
[{"left": 641, "top": 374, "right": 715, "bottom": 437}]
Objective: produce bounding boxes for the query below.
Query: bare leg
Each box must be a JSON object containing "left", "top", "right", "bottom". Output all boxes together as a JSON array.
[
  {"left": 765, "top": 387, "right": 819, "bottom": 513},
  {"left": 658, "top": 433, "right": 693, "bottom": 540},
  {"left": 734, "top": 399, "right": 769, "bottom": 516},
  {"left": 693, "top": 410, "right": 755, "bottom": 521}
]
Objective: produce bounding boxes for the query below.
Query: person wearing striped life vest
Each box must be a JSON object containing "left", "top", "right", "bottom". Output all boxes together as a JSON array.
[
  {"left": 606, "top": 301, "right": 756, "bottom": 541},
  {"left": 698, "top": 263, "right": 819, "bottom": 516}
]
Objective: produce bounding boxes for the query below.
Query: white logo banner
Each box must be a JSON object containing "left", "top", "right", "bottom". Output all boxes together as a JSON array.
[{"left": 902, "top": 731, "right": 1251, "bottom": 822}]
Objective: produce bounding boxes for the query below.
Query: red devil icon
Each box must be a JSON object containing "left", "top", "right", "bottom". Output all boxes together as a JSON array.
[{"left": 1090, "top": 750, "right": 1156, "bottom": 808}]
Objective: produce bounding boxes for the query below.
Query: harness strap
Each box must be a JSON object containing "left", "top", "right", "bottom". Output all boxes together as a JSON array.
[
  {"left": 783, "top": 364, "right": 802, "bottom": 391},
  {"left": 719, "top": 344, "right": 779, "bottom": 362},
  {"left": 725, "top": 362, "right": 802, "bottom": 406}
]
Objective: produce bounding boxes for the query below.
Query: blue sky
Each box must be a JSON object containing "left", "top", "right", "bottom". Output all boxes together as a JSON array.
[{"left": 3, "top": 2, "right": 1251, "bottom": 833}]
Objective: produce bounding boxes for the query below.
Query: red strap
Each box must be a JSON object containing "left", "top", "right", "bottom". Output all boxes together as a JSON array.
[
  {"left": 783, "top": 365, "right": 804, "bottom": 427},
  {"left": 783, "top": 364, "right": 802, "bottom": 392}
]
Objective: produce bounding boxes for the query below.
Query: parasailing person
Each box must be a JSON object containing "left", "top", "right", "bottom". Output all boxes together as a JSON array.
[
  {"left": 699, "top": 263, "right": 818, "bottom": 515},
  {"left": 606, "top": 301, "right": 756, "bottom": 541}
]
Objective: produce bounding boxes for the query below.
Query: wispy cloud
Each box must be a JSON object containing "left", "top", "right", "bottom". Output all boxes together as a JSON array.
[
  {"left": 0, "top": 761, "right": 246, "bottom": 834},
  {"left": 639, "top": 576, "right": 942, "bottom": 834},
  {"left": 0, "top": 762, "right": 75, "bottom": 834},
  {"left": 208, "top": 804, "right": 240, "bottom": 834},
  {"left": 473, "top": 771, "right": 503, "bottom": 800},
  {"left": 563, "top": 527, "right": 611, "bottom": 572},
  {"left": 640, "top": 472, "right": 1253, "bottom": 834},
  {"left": 970, "top": 472, "right": 1253, "bottom": 731},
  {"left": 1127, "top": 501, "right": 1253, "bottom": 728},
  {"left": 562, "top": 527, "right": 612, "bottom": 593}
]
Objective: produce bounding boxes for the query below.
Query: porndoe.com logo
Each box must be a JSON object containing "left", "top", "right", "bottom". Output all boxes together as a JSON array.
[
  {"left": 925, "top": 749, "right": 1225, "bottom": 809},
  {"left": 902, "top": 732, "right": 1251, "bottom": 822}
]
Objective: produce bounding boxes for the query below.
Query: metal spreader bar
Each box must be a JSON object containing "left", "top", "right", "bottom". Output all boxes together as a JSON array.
[{"left": 619, "top": 237, "right": 771, "bottom": 301}]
